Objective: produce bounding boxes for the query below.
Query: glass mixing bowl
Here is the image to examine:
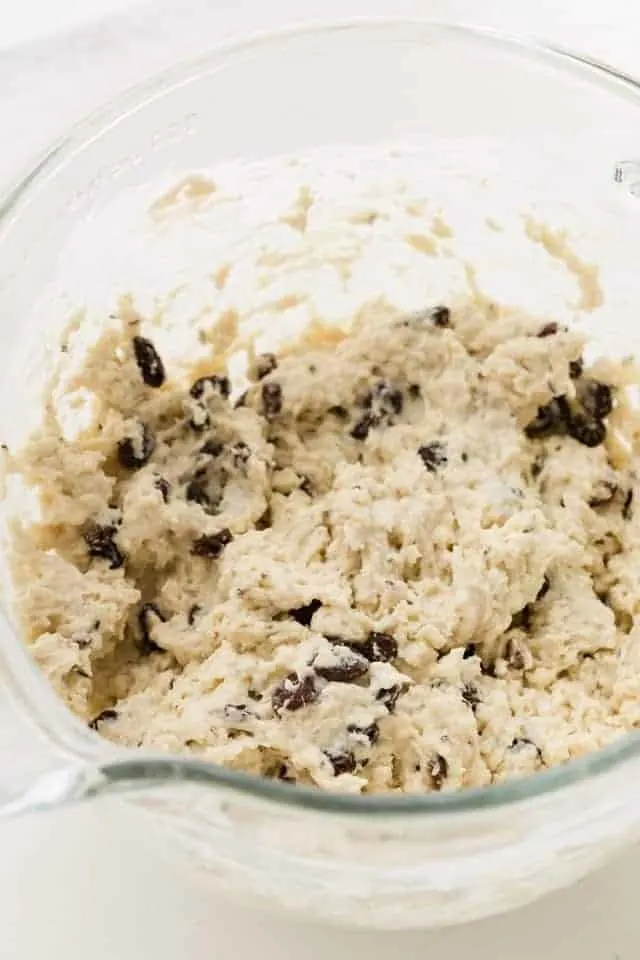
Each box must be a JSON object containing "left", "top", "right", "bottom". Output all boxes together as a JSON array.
[{"left": 0, "top": 19, "right": 639, "bottom": 930}]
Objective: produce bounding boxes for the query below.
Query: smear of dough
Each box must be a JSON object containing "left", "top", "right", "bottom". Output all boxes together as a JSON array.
[
  {"left": 150, "top": 175, "right": 217, "bottom": 216},
  {"left": 280, "top": 186, "right": 315, "bottom": 233},
  {"left": 524, "top": 217, "right": 603, "bottom": 312},
  {"left": 406, "top": 234, "right": 438, "bottom": 256}
]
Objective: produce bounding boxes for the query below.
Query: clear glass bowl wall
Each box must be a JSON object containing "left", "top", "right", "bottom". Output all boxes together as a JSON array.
[{"left": 0, "top": 21, "right": 639, "bottom": 929}]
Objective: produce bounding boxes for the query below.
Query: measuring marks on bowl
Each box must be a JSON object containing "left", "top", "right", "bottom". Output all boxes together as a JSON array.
[{"left": 614, "top": 160, "right": 640, "bottom": 197}]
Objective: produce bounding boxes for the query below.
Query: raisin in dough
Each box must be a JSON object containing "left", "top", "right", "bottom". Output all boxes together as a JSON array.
[{"left": 8, "top": 297, "right": 640, "bottom": 795}]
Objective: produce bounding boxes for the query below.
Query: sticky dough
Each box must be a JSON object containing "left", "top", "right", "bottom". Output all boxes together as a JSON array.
[{"left": 8, "top": 292, "right": 640, "bottom": 795}]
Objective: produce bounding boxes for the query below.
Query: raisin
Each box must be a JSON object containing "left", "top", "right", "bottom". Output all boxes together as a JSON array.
[
  {"left": 255, "top": 506, "right": 272, "bottom": 530},
  {"left": 363, "top": 380, "right": 403, "bottom": 417},
  {"left": 537, "top": 576, "right": 551, "bottom": 601},
  {"left": 325, "top": 749, "right": 357, "bottom": 776},
  {"left": 360, "top": 631, "right": 398, "bottom": 663},
  {"left": 428, "top": 753, "right": 448, "bottom": 789},
  {"left": 190, "top": 374, "right": 231, "bottom": 400},
  {"left": 199, "top": 439, "right": 224, "bottom": 458},
  {"left": 117, "top": 423, "right": 155, "bottom": 469},
  {"left": 623, "top": 489, "right": 634, "bottom": 521},
  {"left": 84, "top": 525, "right": 124, "bottom": 570},
  {"left": 418, "top": 441, "right": 447, "bottom": 472},
  {"left": 569, "top": 358, "right": 584, "bottom": 379},
  {"left": 462, "top": 643, "right": 477, "bottom": 659},
  {"left": 138, "top": 602, "right": 166, "bottom": 655},
  {"left": 511, "top": 604, "right": 533, "bottom": 631},
  {"left": 328, "top": 404, "right": 349, "bottom": 420},
  {"left": 350, "top": 413, "right": 376, "bottom": 440},
  {"left": 578, "top": 380, "right": 613, "bottom": 419},
  {"left": 315, "top": 647, "right": 369, "bottom": 683},
  {"left": 88, "top": 708, "right": 118, "bottom": 730},
  {"left": 375, "top": 685, "right": 403, "bottom": 713},
  {"left": 524, "top": 397, "right": 570, "bottom": 439},
  {"left": 430, "top": 305, "right": 451, "bottom": 327},
  {"left": 408, "top": 384, "right": 421, "bottom": 399},
  {"left": 461, "top": 683, "right": 480, "bottom": 710},
  {"left": 589, "top": 481, "right": 618, "bottom": 508},
  {"left": 288, "top": 599, "right": 322, "bottom": 627},
  {"left": 192, "top": 528, "right": 233, "bottom": 558},
  {"left": 230, "top": 441, "right": 251, "bottom": 467},
  {"left": 272, "top": 673, "right": 319, "bottom": 714},
  {"left": 154, "top": 476, "right": 170, "bottom": 503},
  {"left": 568, "top": 414, "right": 606, "bottom": 448},
  {"left": 70, "top": 665, "right": 90, "bottom": 679},
  {"left": 510, "top": 737, "right": 543, "bottom": 760},
  {"left": 272, "top": 764, "right": 296, "bottom": 784},
  {"left": 385, "top": 387, "right": 403, "bottom": 415},
  {"left": 247, "top": 689, "right": 262, "bottom": 702},
  {"left": 187, "top": 604, "right": 201, "bottom": 625},
  {"left": 223, "top": 703, "right": 254, "bottom": 724},
  {"left": 347, "top": 721, "right": 380, "bottom": 745},
  {"left": 299, "top": 475, "right": 314, "bottom": 496},
  {"left": 531, "top": 455, "right": 545, "bottom": 479},
  {"left": 132, "top": 336, "right": 165, "bottom": 387},
  {"left": 537, "top": 322, "right": 558, "bottom": 338},
  {"left": 261, "top": 382, "right": 283, "bottom": 417},
  {"left": 254, "top": 353, "right": 278, "bottom": 380},
  {"left": 185, "top": 476, "right": 213, "bottom": 508}
]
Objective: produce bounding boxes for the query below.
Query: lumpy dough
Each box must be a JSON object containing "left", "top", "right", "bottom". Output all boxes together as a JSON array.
[{"left": 8, "top": 296, "right": 640, "bottom": 795}]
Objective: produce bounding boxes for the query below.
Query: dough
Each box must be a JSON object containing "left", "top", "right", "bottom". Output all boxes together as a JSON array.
[{"left": 8, "top": 295, "right": 640, "bottom": 795}]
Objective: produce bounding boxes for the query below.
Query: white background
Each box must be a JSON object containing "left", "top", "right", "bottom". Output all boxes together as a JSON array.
[{"left": 1, "top": 1, "right": 640, "bottom": 956}]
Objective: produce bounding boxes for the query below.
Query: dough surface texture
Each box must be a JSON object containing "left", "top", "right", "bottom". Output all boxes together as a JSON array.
[{"left": 9, "top": 288, "right": 640, "bottom": 796}]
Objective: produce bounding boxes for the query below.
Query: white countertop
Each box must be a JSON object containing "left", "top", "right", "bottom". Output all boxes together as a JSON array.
[{"left": 1, "top": 2, "right": 639, "bottom": 956}]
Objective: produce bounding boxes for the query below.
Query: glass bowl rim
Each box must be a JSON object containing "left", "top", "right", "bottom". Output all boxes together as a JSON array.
[{"left": 2, "top": 17, "right": 640, "bottom": 818}]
